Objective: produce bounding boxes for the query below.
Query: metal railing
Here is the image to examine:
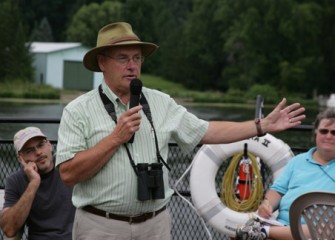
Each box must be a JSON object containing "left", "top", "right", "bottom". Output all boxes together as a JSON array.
[{"left": 0, "top": 117, "right": 312, "bottom": 240}]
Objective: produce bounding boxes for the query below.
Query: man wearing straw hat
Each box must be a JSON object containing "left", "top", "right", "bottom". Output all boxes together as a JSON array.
[{"left": 56, "top": 22, "right": 305, "bottom": 239}]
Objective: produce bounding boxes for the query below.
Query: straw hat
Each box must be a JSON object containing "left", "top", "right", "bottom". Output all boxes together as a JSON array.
[{"left": 83, "top": 22, "right": 158, "bottom": 72}]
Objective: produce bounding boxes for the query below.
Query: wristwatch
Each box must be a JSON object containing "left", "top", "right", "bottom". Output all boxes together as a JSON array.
[{"left": 255, "top": 118, "right": 265, "bottom": 137}]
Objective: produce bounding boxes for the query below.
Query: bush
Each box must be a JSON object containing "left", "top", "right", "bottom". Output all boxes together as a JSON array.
[
  {"left": 245, "top": 84, "right": 279, "bottom": 104},
  {"left": 0, "top": 82, "right": 60, "bottom": 99}
]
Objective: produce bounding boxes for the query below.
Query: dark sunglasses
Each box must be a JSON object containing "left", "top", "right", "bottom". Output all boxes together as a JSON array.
[{"left": 318, "top": 129, "right": 335, "bottom": 136}]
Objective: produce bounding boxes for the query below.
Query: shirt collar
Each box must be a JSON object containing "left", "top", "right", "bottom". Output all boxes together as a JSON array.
[
  {"left": 101, "top": 80, "right": 120, "bottom": 105},
  {"left": 307, "top": 147, "right": 335, "bottom": 165}
]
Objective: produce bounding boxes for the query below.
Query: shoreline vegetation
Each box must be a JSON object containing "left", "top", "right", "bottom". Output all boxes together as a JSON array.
[
  {"left": 0, "top": 74, "right": 319, "bottom": 108},
  {"left": 0, "top": 92, "right": 261, "bottom": 109}
]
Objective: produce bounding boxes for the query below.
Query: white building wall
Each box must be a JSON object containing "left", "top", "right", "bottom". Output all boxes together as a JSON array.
[
  {"left": 31, "top": 43, "right": 101, "bottom": 90},
  {"left": 45, "top": 47, "right": 89, "bottom": 88},
  {"left": 93, "top": 72, "right": 103, "bottom": 89},
  {"left": 32, "top": 53, "right": 48, "bottom": 85},
  {"left": 46, "top": 54, "right": 62, "bottom": 88}
]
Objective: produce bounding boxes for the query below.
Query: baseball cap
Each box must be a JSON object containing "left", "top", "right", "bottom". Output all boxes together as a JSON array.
[{"left": 14, "top": 127, "right": 47, "bottom": 153}]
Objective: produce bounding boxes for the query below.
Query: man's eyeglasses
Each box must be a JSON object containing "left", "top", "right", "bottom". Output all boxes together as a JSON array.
[
  {"left": 103, "top": 54, "right": 144, "bottom": 65},
  {"left": 318, "top": 129, "right": 335, "bottom": 136},
  {"left": 20, "top": 139, "right": 48, "bottom": 155}
]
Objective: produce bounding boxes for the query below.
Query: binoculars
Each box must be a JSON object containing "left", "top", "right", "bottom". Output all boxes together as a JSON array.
[{"left": 137, "top": 163, "right": 165, "bottom": 201}]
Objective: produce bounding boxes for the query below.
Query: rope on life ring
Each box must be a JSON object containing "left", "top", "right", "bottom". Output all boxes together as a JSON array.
[
  {"left": 221, "top": 151, "right": 264, "bottom": 212},
  {"left": 189, "top": 133, "right": 294, "bottom": 237}
]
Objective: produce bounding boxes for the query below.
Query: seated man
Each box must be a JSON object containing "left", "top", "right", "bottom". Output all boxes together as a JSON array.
[
  {"left": 0, "top": 127, "right": 75, "bottom": 239},
  {"left": 236, "top": 108, "right": 335, "bottom": 240}
]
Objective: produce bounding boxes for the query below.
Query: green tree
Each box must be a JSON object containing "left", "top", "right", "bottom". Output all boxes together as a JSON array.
[
  {"left": 151, "top": 0, "right": 193, "bottom": 81},
  {"left": 214, "top": 0, "right": 326, "bottom": 97},
  {"left": 319, "top": 0, "right": 335, "bottom": 95},
  {"left": 0, "top": 0, "right": 33, "bottom": 82},
  {"left": 18, "top": 0, "right": 74, "bottom": 41},
  {"left": 121, "top": 0, "right": 160, "bottom": 73},
  {"left": 30, "top": 17, "right": 54, "bottom": 42},
  {"left": 172, "top": 0, "right": 226, "bottom": 90},
  {"left": 276, "top": 2, "right": 324, "bottom": 97},
  {"left": 66, "top": 1, "right": 123, "bottom": 48},
  {"left": 24, "top": 0, "right": 335, "bottom": 96},
  {"left": 122, "top": 0, "right": 194, "bottom": 77}
]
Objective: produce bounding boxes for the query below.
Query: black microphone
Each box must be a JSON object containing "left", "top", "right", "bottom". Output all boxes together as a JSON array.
[
  {"left": 129, "top": 79, "right": 142, "bottom": 109},
  {"left": 128, "top": 79, "right": 142, "bottom": 143}
]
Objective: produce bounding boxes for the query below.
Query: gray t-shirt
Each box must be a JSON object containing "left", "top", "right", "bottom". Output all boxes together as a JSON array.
[{"left": 4, "top": 167, "right": 75, "bottom": 240}]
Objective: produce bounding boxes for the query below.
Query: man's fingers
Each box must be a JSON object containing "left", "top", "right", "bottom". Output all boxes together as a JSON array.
[
  {"left": 18, "top": 156, "right": 27, "bottom": 166},
  {"left": 128, "top": 105, "right": 143, "bottom": 114}
]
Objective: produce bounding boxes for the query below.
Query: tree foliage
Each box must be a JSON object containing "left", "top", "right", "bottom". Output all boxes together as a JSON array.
[
  {"left": 175, "top": 0, "right": 226, "bottom": 90},
  {"left": 0, "top": 0, "right": 33, "bottom": 82},
  {"left": 190, "top": 0, "right": 325, "bottom": 97},
  {"left": 30, "top": 17, "right": 54, "bottom": 42},
  {"left": 1, "top": 0, "right": 335, "bottom": 97},
  {"left": 18, "top": 0, "right": 75, "bottom": 41},
  {"left": 66, "top": 1, "right": 123, "bottom": 48}
]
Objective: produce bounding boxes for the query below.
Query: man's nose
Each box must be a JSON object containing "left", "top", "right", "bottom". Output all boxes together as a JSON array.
[
  {"left": 126, "top": 59, "right": 136, "bottom": 67},
  {"left": 34, "top": 146, "right": 43, "bottom": 155}
]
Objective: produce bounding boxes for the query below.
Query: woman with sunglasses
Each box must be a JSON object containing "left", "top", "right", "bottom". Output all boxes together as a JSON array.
[{"left": 236, "top": 108, "right": 335, "bottom": 240}]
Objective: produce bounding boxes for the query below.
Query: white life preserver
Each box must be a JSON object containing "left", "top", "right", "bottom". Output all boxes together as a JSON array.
[{"left": 190, "top": 133, "right": 294, "bottom": 237}]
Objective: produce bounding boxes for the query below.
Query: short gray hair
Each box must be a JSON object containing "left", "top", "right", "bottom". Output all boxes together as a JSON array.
[{"left": 313, "top": 108, "right": 335, "bottom": 140}]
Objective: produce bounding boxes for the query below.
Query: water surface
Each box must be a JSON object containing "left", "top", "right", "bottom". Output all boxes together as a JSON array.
[{"left": 0, "top": 101, "right": 319, "bottom": 148}]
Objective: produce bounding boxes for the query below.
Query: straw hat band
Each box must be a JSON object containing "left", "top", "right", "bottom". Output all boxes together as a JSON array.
[{"left": 105, "top": 36, "right": 140, "bottom": 45}]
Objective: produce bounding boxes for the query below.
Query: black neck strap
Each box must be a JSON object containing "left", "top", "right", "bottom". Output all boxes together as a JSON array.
[{"left": 98, "top": 85, "right": 170, "bottom": 174}]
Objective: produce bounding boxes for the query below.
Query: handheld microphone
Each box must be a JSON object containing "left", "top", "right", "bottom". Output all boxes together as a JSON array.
[{"left": 128, "top": 79, "right": 142, "bottom": 143}]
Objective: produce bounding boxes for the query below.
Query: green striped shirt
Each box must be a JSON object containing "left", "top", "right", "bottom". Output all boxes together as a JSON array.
[{"left": 56, "top": 80, "right": 208, "bottom": 215}]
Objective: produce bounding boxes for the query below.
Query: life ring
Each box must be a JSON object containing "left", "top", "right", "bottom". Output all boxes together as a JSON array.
[{"left": 190, "top": 133, "right": 294, "bottom": 237}]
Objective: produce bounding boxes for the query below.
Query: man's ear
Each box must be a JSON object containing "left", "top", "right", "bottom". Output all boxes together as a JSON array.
[{"left": 97, "top": 55, "right": 106, "bottom": 72}]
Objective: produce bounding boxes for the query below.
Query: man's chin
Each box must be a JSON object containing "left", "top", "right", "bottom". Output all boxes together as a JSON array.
[{"left": 37, "top": 162, "right": 54, "bottom": 174}]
